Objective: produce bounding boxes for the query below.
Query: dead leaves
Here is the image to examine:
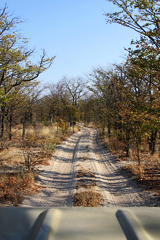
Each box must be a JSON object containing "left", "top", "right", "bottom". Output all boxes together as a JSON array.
[
  {"left": 0, "top": 172, "right": 40, "bottom": 206},
  {"left": 73, "top": 191, "right": 104, "bottom": 207}
]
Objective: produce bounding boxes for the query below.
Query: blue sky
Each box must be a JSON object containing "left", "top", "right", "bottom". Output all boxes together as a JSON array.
[{"left": 1, "top": 0, "right": 139, "bottom": 84}]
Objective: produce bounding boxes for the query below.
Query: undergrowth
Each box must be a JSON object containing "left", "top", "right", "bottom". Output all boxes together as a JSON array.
[
  {"left": 99, "top": 129, "right": 160, "bottom": 195},
  {"left": 0, "top": 171, "right": 40, "bottom": 207},
  {"left": 0, "top": 123, "right": 80, "bottom": 206}
]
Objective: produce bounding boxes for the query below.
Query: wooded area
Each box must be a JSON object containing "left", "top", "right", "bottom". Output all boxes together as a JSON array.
[
  {"left": 0, "top": 1, "right": 160, "bottom": 205},
  {"left": 0, "top": 1, "right": 160, "bottom": 158}
]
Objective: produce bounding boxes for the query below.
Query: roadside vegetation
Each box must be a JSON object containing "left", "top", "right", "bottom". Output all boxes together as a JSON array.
[
  {"left": 99, "top": 129, "right": 160, "bottom": 195},
  {"left": 0, "top": 123, "right": 80, "bottom": 206},
  {"left": 85, "top": 0, "right": 160, "bottom": 197}
]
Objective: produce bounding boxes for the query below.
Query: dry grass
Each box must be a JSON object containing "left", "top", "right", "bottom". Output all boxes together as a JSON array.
[
  {"left": 13, "top": 123, "right": 80, "bottom": 141},
  {"left": 0, "top": 147, "right": 24, "bottom": 164},
  {"left": 0, "top": 171, "right": 40, "bottom": 206},
  {"left": 0, "top": 123, "right": 81, "bottom": 206},
  {"left": 0, "top": 145, "right": 52, "bottom": 170},
  {"left": 150, "top": 152, "right": 160, "bottom": 164},
  {"left": 74, "top": 164, "right": 103, "bottom": 207},
  {"left": 73, "top": 191, "right": 104, "bottom": 207},
  {"left": 84, "top": 122, "right": 96, "bottom": 128},
  {"left": 123, "top": 163, "right": 160, "bottom": 191},
  {"left": 100, "top": 129, "right": 160, "bottom": 195},
  {"left": 13, "top": 124, "right": 58, "bottom": 139},
  {"left": 75, "top": 182, "right": 96, "bottom": 189},
  {"left": 100, "top": 134, "right": 125, "bottom": 156},
  {"left": 1, "top": 123, "right": 80, "bottom": 166},
  {"left": 76, "top": 167, "right": 95, "bottom": 178}
]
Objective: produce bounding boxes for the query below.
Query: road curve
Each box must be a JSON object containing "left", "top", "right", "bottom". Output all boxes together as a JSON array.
[{"left": 21, "top": 127, "right": 156, "bottom": 207}]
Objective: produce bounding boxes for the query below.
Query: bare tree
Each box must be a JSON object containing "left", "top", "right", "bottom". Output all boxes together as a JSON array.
[{"left": 61, "top": 76, "right": 88, "bottom": 107}]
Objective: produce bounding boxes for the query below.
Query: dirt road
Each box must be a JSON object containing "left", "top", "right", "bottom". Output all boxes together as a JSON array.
[{"left": 21, "top": 127, "right": 158, "bottom": 207}]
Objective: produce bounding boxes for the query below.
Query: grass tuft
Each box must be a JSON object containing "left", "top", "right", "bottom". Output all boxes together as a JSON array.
[{"left": 73, "top": 191, "right": 104, "bottom": 207}]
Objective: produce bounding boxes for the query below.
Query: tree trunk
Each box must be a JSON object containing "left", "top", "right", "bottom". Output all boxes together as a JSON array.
[
  {"left": 57, "top": 122, "right": 59, "bottom": 134},
  {"left": 108, "top": 121, "right": 111, "bottom": 135},
  {"left": 50, "top": 115, "right": 53, "bottom": 124},
  {"left": 136, "top": 141, "right": 141, "bottom": 165},
  {"left": 29, "top": 110, "right": 33, "bottom": 123},
  {"left": 0, "top": 105, "right": 6, "bottom": 138},
  {"left": 22, "top": 112, "right": 27, "bottom": 139},
  {"left": 148, "top": 130, "right": 157, "bottom": 155},
  {"left": 124, "top": 130, "right": 130, "bottom": 157},
  {"left": 125, "top": 143, "right": 129, "bottom": 157},
  {"left": 102, "top": 126, "right": 105, "bottom": 136},
  {"left": 22, "top": 121, "right": 26, "bottom": 139},
  {"left": 8, "top": 108, "right": 13, "bottom": 140},
  {"left": 25, "top": 153, "right": 31, "bottom": 170},
  {"left": 0, "top": 114, "right": 5, "bottom": 138},
  {"left": 49, "top": 107, "right": 54, "bottom": 124}
]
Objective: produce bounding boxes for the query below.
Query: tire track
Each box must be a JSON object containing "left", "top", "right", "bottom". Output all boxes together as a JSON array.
[
  {"left": 91, "top": 128, "right": 149, "bottom": 206},
  {"left": 21, "top": 128, "right": 87, "bottom": 207},
  {"left": 21, "top": 127, "right": 153, "bottom": 207}
]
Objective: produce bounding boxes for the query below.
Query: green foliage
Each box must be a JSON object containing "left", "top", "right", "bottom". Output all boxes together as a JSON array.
[
  {"left": 0, "top": 5, "right": 55, "bottom": 99},
  {"left": 67, "top": 105, "right": 80, "bottom": 124},
  {"left": 56, "top": 117, "right": 68, "bottom": 134},
  {"left": 93, "top": 0, "right": 160, "bottom": 158},
  {"left": 43, "top": 121, "right": 51, "bottom": 126},
  {"left": 44, "top": 139, "right": 56, "bottom": 153},
  {"left": 105, "top": 0, "right": 160, "bottom": 48},
  {"left": 0, "top": 5, "right": 55, "bottom": 138}
]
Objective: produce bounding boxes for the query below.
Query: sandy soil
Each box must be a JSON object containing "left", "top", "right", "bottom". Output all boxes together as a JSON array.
[{"left": 21, "top": 127, "right": 159, "bottom": 207}]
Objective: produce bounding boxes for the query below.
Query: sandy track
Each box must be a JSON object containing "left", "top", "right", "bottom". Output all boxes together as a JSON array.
[
  {"left": 21, "top": 127, "right": 157, "bottom": 207},
  {"left": 21, "top": 129, "right": 85, "bottom": 207}
]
